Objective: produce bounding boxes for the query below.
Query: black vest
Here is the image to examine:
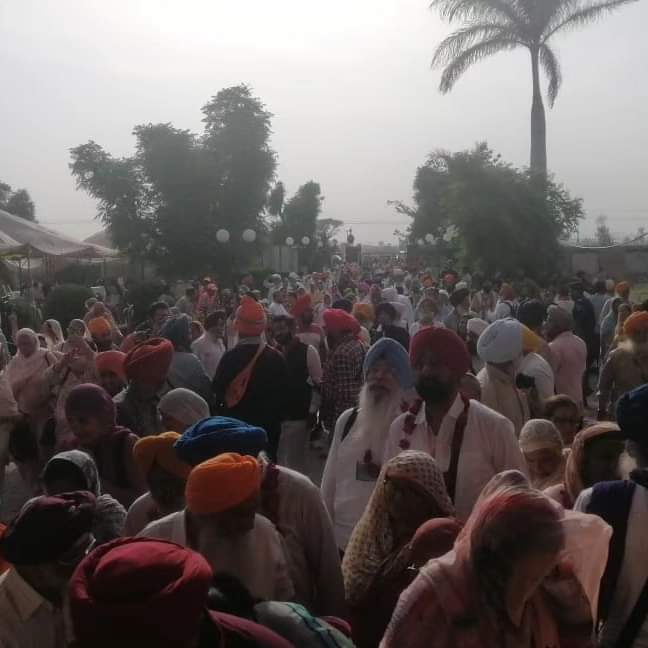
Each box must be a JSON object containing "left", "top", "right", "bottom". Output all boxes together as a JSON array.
[{"left": 283, "top": 340, "right": 312, "bottom": 420}]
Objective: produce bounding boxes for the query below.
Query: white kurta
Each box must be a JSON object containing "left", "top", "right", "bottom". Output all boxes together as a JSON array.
[
  {"left": 383, "top": 395, "right": 527, "bottom": 521},
  {"left": 138, "top": 510, "right": 294, "bottom": 602}
]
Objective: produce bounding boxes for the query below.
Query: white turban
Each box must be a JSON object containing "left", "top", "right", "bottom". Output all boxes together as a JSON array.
[
  {"left": 467, "top": 318, "right": 489, "bottom": 338},
  {"left": 381, "top": 287, "right": 398, "bottom": 302},
  {"left": 158, "top": 388, "right": 210, "bottom": 429},
  {"left": 455, "top": 281, "right": 468, "bottom": 290},
  {"left": 477, "top": 318, "right": 523, "bottom": 364}
]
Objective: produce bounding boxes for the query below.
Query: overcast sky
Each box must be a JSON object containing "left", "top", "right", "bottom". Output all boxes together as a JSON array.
[{"left": 1, "top": 0, "right": 646, "bottom": 245}]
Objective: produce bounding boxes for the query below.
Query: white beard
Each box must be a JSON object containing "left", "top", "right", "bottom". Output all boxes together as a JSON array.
[{"left": 352, "top": 383, "right": 403, "bottom": 462}]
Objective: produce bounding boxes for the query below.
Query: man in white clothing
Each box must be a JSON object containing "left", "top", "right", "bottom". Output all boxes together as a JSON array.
[
  {"left": 191, "top": 310, "right": 227, "bottom": 380},
  {"left": 383, "top": 326, "right": 527, "bottom": 522},
  {"left": 268, "top": 289, "right": 290, "bottom": 318},
  {"left": 321, "top": 337, "right": 413, "bottom": 550}
]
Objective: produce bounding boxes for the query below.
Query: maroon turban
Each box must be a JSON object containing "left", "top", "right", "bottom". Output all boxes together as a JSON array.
[
  {"left": 409, "top": 327, "right": 471, "bottom": 378},
  {"left": 323, "top": 308, "right": 361, "bottom": 336},
  {"left": 65, "top": 383, "right": 116, "bottom": 427},
  {"left": 124, "top": 337, "right": 174, "bottom": 385},
  {"left": 70, "top": 537, "right": 212, "bottom": 648},
  {"left": 0, "top": 491, "right": 96, "bottom": 565}
]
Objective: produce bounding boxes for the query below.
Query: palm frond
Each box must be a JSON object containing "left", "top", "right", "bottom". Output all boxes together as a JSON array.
[
  {"left": 543, "top": 0, "right": 639, "bottom": 41},
  {"left": 430, "top": 0, "right": 525, "bottom": 28},
  {"left": 432, "top": 23, "right": 526, "bottom": 67},
  {"left": 436, "top": 36, "right": 521, "bottom": 93},
  {"left": 539, "top": 44, "right": 562, "bottom": 106}
]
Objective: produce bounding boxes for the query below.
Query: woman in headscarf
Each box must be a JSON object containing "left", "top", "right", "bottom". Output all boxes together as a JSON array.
[
  {"left": 40, "top": 319, "right": 65, "bottom": 352},
  {"left": 518, "top": 419, "right": 565, "bottom": 490},
  {"left": 158, "top": 387, "right": 210, "bottom": 433},
  {"left": 382, "top": 487, "right": 594, "bottom": 648},
  {"left": 342, "top": 451, "right": 457, "bottom": 648},
  {"left": 545, "top": 422, "right": 625, "bottom": 509},
  {"left": 42, "top": 449, "right": 126, "bottom": 543},
  {"left": 6, "top": 328, "right": 58, "bottom": 417},
  {"left": 66, "top": 383, "right": 146, "bottom": 507}
]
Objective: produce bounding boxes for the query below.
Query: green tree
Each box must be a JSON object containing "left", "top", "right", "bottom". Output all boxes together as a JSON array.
[
  {"left": 395, "top": 143, "right": 583, "bottom": 278},
  {"left": 0, "top": 183, "right": 36, "bottom": 221},
  {"left": 430, "top": 0, "right": 637, "bottom": 175},
  {"left": 70, "top": 85, "right": 277, "bottom": 277},
  {"left": 595, "top": 215, "right": 614, "bottom": 246},
  {"left": 267, "top": 181, "right": 286, "bottom": 220}
]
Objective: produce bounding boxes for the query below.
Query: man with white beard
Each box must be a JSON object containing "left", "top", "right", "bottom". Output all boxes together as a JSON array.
[{"left": 321, "top": 337, "right": 413, "bottom": 551}]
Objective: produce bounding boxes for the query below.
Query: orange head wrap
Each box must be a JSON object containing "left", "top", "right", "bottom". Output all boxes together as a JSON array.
[
  {"left": 133, "top": 431, "right": 192, "bottom": 480},
  {"left": 291, "top": 294, "right": 312, "bottom": 318},
  {"left": 624, "top": 311, "right": 648, "bottom": 336},
  {"left": 323, "top": 308, "right": 361, "bottom": 336},
  {"left": 352, "top": 303, "right": 375, "bottom": 324},
  {"left": 124, "top": 338, "right": 174, "bottom": 385},
  {"left": 521, "top": 325, "right": 542, "bottom": 354},
  {"left": 185, "top": 453, "right": 261, "bottom": 515},
  {"left": 235, "top": 296, "right": 267, "bottom": 337},
  {"left": 95, "top": 351, "right": 127, "bottom": 381},
  {"left": 88, "top": 317, "right": 112, "bottom": 337}
]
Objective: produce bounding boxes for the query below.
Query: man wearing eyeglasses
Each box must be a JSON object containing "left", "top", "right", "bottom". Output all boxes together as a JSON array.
[{"left": 0, "top": 491, "right": 96, "bottom": 648}]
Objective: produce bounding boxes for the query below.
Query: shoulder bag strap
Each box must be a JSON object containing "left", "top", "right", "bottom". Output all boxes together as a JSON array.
[{"left": 444, "top": 395, "right": 470, "bottom": 503}]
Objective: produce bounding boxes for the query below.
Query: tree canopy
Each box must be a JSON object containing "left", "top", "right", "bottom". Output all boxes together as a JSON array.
[
  {"left": 394, "top": 143, "right": 583, "bottom": 278},
  {"left": 0, "top": 182, "right": 36, "bottom": 221}
]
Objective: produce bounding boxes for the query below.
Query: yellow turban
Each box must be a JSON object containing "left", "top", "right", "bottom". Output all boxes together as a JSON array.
[
  {"left": 185, "top": 453, "right": 261, "bottom": 515},
  {"left": 88, "top": 317, "right": 112, "bottom": 337},
  {"left": 352, "top": 303, "right": 374, "bottom": 324},
  {"left": 522, "top": 325, "right": 542, "bottom": 354},
  {"left": 133, "top": 432, "right": 191, "bottom": 480}
]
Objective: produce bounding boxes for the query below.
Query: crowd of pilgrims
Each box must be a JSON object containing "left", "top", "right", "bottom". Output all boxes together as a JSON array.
[{"left": 1, "top": 264, "right": 648, "bottom": 647}]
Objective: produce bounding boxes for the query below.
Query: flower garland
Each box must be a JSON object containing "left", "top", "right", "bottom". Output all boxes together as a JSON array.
[{"left": 399, "top": 398, "right": 424, "bottom": 451}]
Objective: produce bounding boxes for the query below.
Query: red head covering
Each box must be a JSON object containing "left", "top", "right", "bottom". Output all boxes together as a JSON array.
[
  {"left": 95, "top": 350, "right": 127, "bottom": 381},
  {"left": 409, "top": 327, "right": 471, "bottom": 378},
  {"left": 69, "top": 537, "right": 212, "bottom": 648},
  {"left": 499, "top": 283, "right": 515, "bottom": 300},
  {"left": 124, "top": 337, "right": 173, "bottom": 385},
  {"left": 65, "top": 384, "right": 116, "bottom": 427},
  {"left": 624, "top": 311, "right": 648, "bottom": 336},
  {"left": 323, "top": 308, "right": 361, "bottom": 336},
  {"left": 291, "top": 293, "right": 312, "bottom": 318},
  {"left": 235, "top": 296, "right": 267, "bottom": 337}
]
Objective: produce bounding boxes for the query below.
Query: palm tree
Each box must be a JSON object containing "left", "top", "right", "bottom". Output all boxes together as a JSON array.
[{"left": 430, "top": 0, "right": 637, "bottom": 175}]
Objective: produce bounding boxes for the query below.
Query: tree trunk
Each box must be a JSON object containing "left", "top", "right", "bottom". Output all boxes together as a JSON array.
[{"left": 529, "top": 46, "right": 547, "bottom": 177}]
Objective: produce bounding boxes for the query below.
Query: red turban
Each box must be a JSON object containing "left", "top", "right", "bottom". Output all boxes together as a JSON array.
[
  {"left": 124, "top": 337, "right": 173, "bottom": 385},
  {"left": 69, "top": 537, "right": 212, "bottom": 648},
  {"left": 624, "top": 311, "right": 648, "bottom": 336},
  {"left": 291, "top": 293, "right": 312, "bottom": 318},
  {"left": 95, "top": 350, "right": 127, "bottom": 381},
  {"left": 185, "top": 453, "right": 261, "bottom": 514},
  {"left": 323, "top": 308, "right": 361, "bottom": 336},
  {"left": 409, "top": 327, "right": 471, "bottom": 378},
  {"left": 235, "top": 296, "right": 267, "bottom": 337}
]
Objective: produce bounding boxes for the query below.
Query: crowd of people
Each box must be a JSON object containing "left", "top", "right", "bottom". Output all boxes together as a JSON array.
[{"left": 1, "top": 263, "right": 648, "bottom": 647}]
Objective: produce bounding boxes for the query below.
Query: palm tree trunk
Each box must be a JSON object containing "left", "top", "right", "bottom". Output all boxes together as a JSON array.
[{"left": 529, "top": 46, "right": 547, "bottom": 176}]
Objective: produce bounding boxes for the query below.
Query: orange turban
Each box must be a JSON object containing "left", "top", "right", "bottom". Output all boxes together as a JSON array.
[
  {"left": 291, "top": 294, "right": 312, "bottom": 318},
  {"left": 88, "top": 317, "right": 112, "bottom": 337},
  {"left": 95, "top": 351, "right": 126, "bottom": 381},
  {"left": 185, "top": 453, "right": 261, "bottom": 515},
  {"left": 352, "top": 303, "right": 374, "bottom": 324},
  {"left": 133, "top": 432, "right": 191, "bottom": 480},
  {"left": 521, "top": 325, "right": 542, "bottom": 354},
  {"left": 124, "top": 338, "right": 174, "bottom": 385},
  {"left": 235, "top": 296, "right": 267, "bottom": 337},
  {"left": 624, "top": 311, "right": 648, "bottom": 336},
  {"left": 323, "top": 308, "right": 361, "bottom": 335}
]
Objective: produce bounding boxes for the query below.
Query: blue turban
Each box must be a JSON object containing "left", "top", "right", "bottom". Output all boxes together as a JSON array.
[
  {"left": 363, "top": 337, "right": 414, "bottom": 389},
  {"left": 616, "top": 384, "right": 648, "bottom": 443},
  {"left": 174, "top": 416, "right": 268, "bottom": 466}
]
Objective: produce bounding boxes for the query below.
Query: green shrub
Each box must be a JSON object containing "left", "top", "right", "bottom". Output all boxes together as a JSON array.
[
  {"left": 43, "top": 284, "right": 93, "bottom": 330},
  {"left": 54, "top": 263, "right": 102, "bottom": 286},
  {"left": 125, "top": 280, "right": 165, "bottom": 325}
]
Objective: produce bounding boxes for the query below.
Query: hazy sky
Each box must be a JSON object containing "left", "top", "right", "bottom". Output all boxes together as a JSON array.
[{"left": 1, "top": 0, "right": 646, "bottom": 245}]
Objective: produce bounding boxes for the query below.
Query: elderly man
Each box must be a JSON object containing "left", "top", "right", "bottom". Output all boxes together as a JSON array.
[
  {"left": 383, "top": 327, "right": 526, "bottom": 521},
  {"left": 320, "top": 308, "right": 366, "bottom": 434},
  {"left": 212, "top": 296, "right": 288, "bottom": 460},
  {"left": 598, "top": 311, "right": 648, "bottom": 420},
  {"left": 546, "top": 305, "right": 588, "bottom": 411},
  {"left": 124, "top": 431, "right": 193, "bottom": 535},
  {"left": 139, "top": 452, "right": 294, "bottom": 602},
  {"left": 476, "top": 318, "right": 530, "bottom": 435},
  {"left": 174, "top": 416, "right": 345, "bottom": 616},
  {"left": 115, "top": 337, "right": 174, "bottom": 437},
  {"left": 321, "top": 337, "right": 413, "bottom": 550},
  {"left": 69, "top": 537, "right": 292, "bottom": 648},
  {"left": 0, "top": 492, "right": 96, "bottom": 648}
]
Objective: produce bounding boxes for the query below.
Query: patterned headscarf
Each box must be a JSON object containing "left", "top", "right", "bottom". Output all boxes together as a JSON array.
[{"left": 342, "top": 451, "right": 454, "bottom": 604}]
